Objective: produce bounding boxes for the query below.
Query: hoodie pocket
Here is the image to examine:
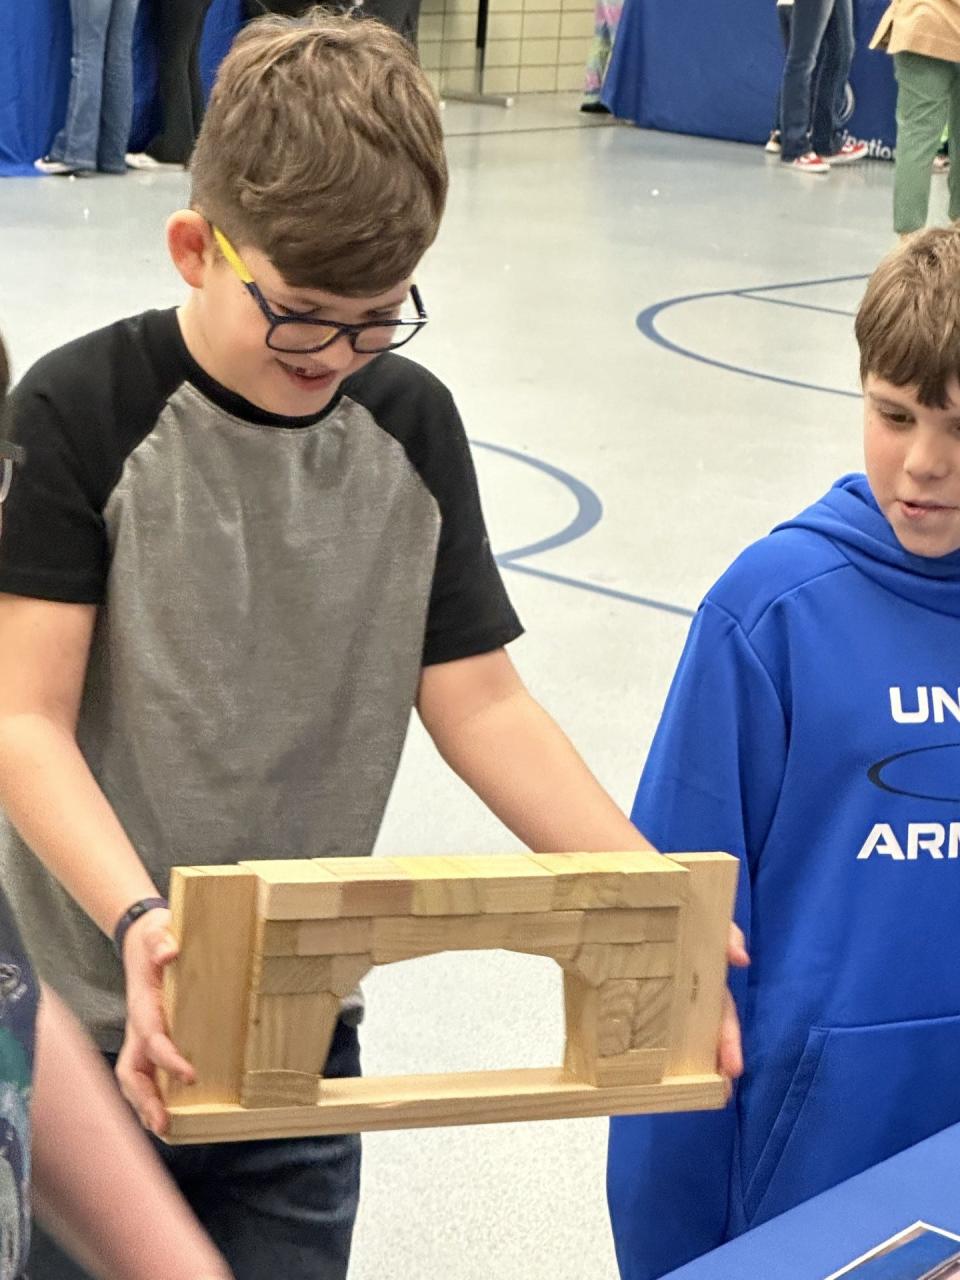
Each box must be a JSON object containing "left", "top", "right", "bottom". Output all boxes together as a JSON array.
[{"left": 742, "top": 1014, "right": 960, "bottom": 1228}]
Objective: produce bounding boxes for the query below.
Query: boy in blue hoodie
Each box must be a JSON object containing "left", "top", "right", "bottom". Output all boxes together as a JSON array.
[{"left": 608, "top": 226, "right": 960, "bottom": 1280}]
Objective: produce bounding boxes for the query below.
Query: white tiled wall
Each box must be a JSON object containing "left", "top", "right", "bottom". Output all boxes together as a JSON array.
[{"left": 419, "top": 0, "right": 593, "bottom": 96}]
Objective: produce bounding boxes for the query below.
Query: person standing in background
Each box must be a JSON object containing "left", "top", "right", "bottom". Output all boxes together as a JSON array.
[
  {"left": 871, "top": 0, "right": 960, "bottom": 235},
  {"left": 579, "top": 0, "right": 622, "bottom": 113},
  {"left": 126, "top": 0, "right": 215, "bottom": 169},
  {"left": 778, "top": 0, "right": 868, "bottom": 173},
  {"left": 35, "top": 0, "right": 139, "bottom": 176}
]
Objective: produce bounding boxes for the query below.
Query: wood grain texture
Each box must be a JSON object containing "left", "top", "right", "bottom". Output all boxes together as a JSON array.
[
  {"left": 161, "top": 866, "right": 258, "bottom": 1108},
  {"left": 166, "top": 1068, "right": 728, "bottom": 1142}
]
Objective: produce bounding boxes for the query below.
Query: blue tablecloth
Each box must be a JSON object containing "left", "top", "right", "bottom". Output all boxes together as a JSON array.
[
  {"left": 660, "top": 1119, "right": 960, "bottom": 1279},
  {"left": 0, "top": 0, "right": 245, "bottom": 177},
  {"left": 603, "top": 0, "right": 897, "bottom": 156}
]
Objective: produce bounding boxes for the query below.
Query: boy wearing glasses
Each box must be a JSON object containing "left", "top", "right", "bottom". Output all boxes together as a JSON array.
[{"left": 0, "top": 11, "right": 726, "bottom": 1280}]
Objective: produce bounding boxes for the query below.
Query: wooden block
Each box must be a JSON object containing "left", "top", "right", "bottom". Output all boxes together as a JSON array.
[
  {"left": 588, "top": 1049, "right": 669, "bottom": 1087},
  {"left": 562, "top": 972, "right": 597, "bottom": 1080},
  {"left": 595, "top": 979, "right": 671, "bottom": 1055},
  {"left": 563, "top": 973, "right": 672, "bottom": 1083},
  {"left": 312, "top": 857, "right": 414, "bottom": 917},
  {"left": 162, "top": 866, "right": 258, "bottom": 1108},
  {"left": 371, "top": 912, "right": 585, "bottom": 963},
  {"left": 165, "top": 1068, "right": 729, "bottom": 1143},
  {"left": 665, "top": 853, "right": 739, "bottom": 1077},
  {"left": 586, "top": 852, "right": 690, "bottom": 909},
  {"left": 580, "top": 908, "right": 678, "bottom": 944},
  {"left": 254, "top": 955, "right": 372, "bottom": 997},
  {"left": 241, "top": 1069, "right": 319, "bottom": 1109},
  {"left": 441, "top": 855, "right": 556, "bottom": 914},
  {"left": 244, "top": 992, "right": 340, "bottom": 1076},
  {"left": 528, "top": 852, "right": 687, "bottom": 910},
  {"left": 259, "top": 917, "right": 373, "bottom": 957},
  {"left": 565, "top": 941, "right": 677, "bottom": 986},
  {"left": 596, "top": 980, "right": 637, "bottom": 1057},
  {"left": 390, "top": 856, "right": 484, "bottom": 916},
  {"left": 241, "top": 860, "right": 343, "bottom": 920},
  {"left": 629, "top": 979, "right": 673, "bottom": 1051}
]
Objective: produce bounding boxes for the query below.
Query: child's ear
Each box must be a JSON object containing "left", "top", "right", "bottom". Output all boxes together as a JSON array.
[{"left": 167, "top": 211, "right": 214, "bottom": 290}]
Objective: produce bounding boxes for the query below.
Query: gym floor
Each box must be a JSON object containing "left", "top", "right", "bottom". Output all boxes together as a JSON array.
[{"left": 0, "top": 92, "right": 933, "bottom": 1279}]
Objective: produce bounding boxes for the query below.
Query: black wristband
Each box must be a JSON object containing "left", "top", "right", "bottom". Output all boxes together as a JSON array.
[{"left": 113, "top": 897, "right": 169, "bottom": 958}]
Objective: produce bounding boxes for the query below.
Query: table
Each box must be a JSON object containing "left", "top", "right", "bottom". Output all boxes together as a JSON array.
[{"left": 661, "top": 1120, "right": 960, "bottom": 1279}]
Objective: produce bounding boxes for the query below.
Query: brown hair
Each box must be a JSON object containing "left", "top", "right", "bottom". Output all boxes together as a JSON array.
[
  {"left": 190, "top": 7, "right": 447, "bottom": 295},
  {"left": 856, "top": 226, "right": 960, "bottom": 407}
]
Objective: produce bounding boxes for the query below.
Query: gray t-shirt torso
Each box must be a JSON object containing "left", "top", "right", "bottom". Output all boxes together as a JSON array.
[{"left": 0, "top": 310, "right": 521, "bottom": 1047}]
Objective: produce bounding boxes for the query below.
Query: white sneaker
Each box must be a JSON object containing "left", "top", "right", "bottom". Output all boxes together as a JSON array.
[
  {"left": 764, "top": 130, "right": 782, "bottom": 155},
  {"left": 785, "top": 151, "right": 830, "bottom": 175},
  {"left": 34, "top": 156, "right": 77, "bottom": 176},
  {"left": 125, "top": 152, "right": 185, "bottom": 171}
]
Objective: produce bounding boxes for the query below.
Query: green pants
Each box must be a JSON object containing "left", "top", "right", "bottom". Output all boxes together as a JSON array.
[{"left": 894, "top": 50, "right": 960, "bottom": 233}]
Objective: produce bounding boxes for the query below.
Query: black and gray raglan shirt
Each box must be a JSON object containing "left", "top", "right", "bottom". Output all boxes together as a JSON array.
[{"left": 0, "top": 309, "right": 522, "bottom": 1050}]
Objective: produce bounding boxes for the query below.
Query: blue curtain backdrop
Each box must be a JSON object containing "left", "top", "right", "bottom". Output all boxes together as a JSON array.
[
  {"left": 0, "top": 0, "right": 244, "bottom": 177},
  {"left": 602, "top": 0, "right": 897, "bottom": 156}
]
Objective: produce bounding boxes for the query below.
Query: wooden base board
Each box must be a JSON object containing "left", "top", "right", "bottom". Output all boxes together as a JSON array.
[{"left": 164, "top": 1068, "right": 728, "bottom": 1143}]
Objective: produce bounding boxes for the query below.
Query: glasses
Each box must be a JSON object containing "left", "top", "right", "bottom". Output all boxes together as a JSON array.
[{"left": 212, "top": 226, "right": 429, "bottom": 355}]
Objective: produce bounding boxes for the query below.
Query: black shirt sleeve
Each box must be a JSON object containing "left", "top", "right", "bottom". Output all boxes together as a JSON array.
[
  {"left": 0, "top": 312, "right": 186, "bottom": 605},
  {"left": 0, "top": 378, "right": 108, "bottom": 603},
  {"left": 345, "top": 354, "right": 524, "bottom": 666}
]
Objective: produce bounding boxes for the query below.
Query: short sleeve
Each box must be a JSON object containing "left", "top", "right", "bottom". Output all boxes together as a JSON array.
[{"left": 0, "top": 381, "right": 108, "bottom": 603}]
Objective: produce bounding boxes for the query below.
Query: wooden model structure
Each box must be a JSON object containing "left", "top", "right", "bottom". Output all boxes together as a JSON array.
[{"left": 161, "top": 850, "right": 737, "bottom": 1144}]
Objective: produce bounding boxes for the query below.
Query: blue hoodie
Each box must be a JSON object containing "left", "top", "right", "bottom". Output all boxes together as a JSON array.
[{"left": 608, "top": 474, "right": 960, "bottom": 1280}]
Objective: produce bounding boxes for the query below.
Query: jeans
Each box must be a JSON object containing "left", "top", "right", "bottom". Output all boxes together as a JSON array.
[
  {"left": 893, "top": 51, "right": 960, "bottom": 233},
  {"left": 49, "top": 0, "right": 139, "bottom": 173},
  {"left": 27, "top": 1021, "right": 362, "bottom": 1280},
  {"left": 779, "top": 0, "right": 854, "bottom": 160},
  {"left": 145, "top": 0, "right": 215, "bottom": 164}
]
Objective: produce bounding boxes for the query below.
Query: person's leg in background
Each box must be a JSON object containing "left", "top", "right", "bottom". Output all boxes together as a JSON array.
[
  {"left": 809, "top": 0, "right": 864, "bottom": 162},
  {"left": 144, "top": 0, "right": 214, "bottom": 165},
  {"left": 766, "top": 1, "right": 794, "bottom": 150},
  {"left": 39, "top": 0, "right": 114, "bottom": 173},
  {"left": 580, "top": 0, "right": 624, "bottom": 112},
  {"left": 779, "top": 0, "right": 835, "bottom": 167},
  {"left": 97, "top": 0, "right": 139, "bottom": 173},
  {"left": 944, "top": 65, "right": 960, "bottom": 220},
  {"left": 893, "top": 51, "right": 952, "bottom": 234}
]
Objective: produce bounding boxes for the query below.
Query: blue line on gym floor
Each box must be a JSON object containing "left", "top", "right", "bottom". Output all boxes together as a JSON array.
[
  {"left": 636, "top": 273, "right": 868, "bottom": 399},
  {"left": 473, "top": 273, "right": 871, "bottom": 622},
  {"left": 736, "top": 293, "right": 858, "bottom": 320},
  {"left": 472, "top": 440, "right": 695, "bottom": 620}
]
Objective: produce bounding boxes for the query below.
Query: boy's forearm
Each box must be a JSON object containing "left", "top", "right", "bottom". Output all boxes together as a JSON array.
[
  {"left": 428, "top": 687, "right": 655, "bottom": 854},
  {"left": 31, "top": 987, "right": 231, "bottom": 1280},
  {"left": 0, "top": 714, "right": 160, "bottom": 937}
]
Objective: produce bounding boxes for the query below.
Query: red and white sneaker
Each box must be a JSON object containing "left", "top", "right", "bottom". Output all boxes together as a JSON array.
[
  {"left": 826, "top": 138, "right": 868, "bottom": 165},
  {"left": 785, "top": 151, "right": 830, "bottom": 174}
]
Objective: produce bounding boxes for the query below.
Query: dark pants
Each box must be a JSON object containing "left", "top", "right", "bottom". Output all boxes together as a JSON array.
[
  {"left": 244, "top": 0, "right": 421, "bottom": 45},
  {"left": 146, "top": 0, "right": 214, "bottom": 163},
  {"left": 779, "top": 0, "right": 854, "bottom": 160},
  {"left": 28, "top": 1021, "right": 362, "bottom": 1280}
]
